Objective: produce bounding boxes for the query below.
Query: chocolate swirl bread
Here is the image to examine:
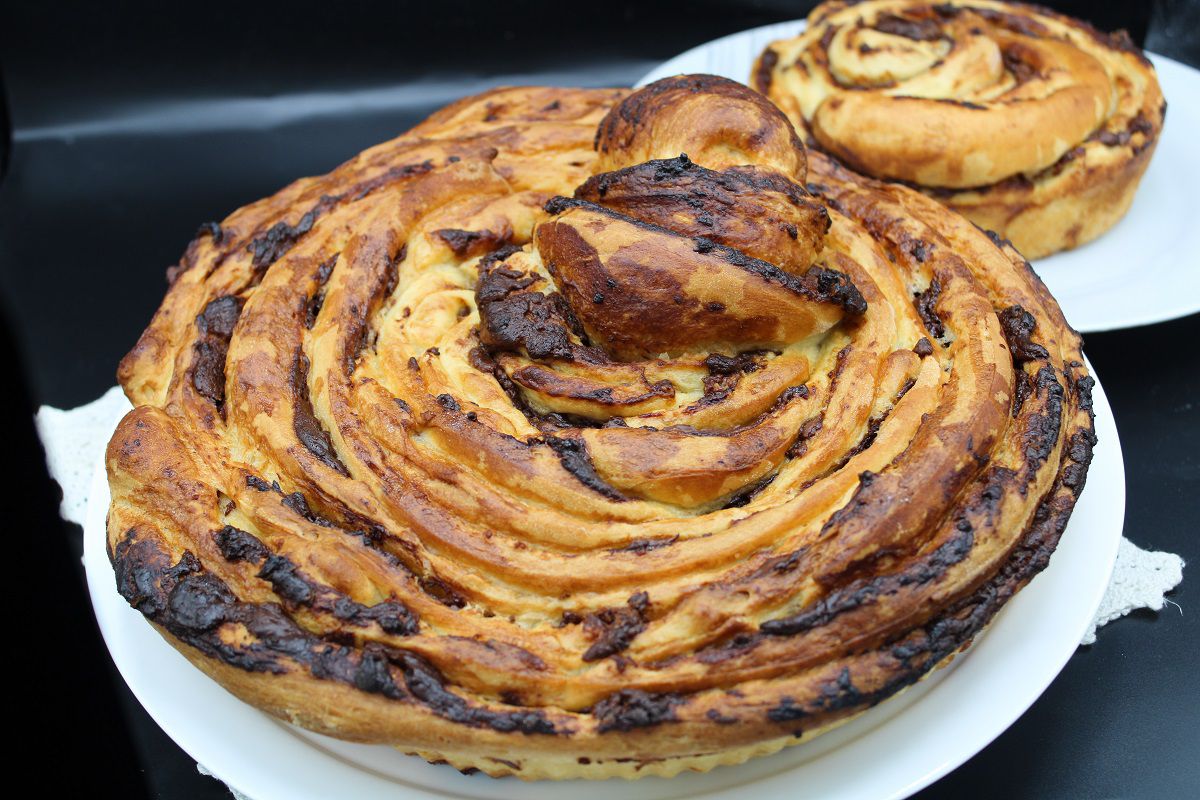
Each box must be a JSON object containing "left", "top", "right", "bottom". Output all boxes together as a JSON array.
[
  {"left": 107, "top": 74, "right": 1095, "bottom": 779},
  {"left": 754, "top": 0, "right": 1165, "bottom": 259}
]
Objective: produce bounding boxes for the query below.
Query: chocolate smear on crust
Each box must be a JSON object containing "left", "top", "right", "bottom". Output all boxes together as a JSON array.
[
  {"left": 873, "top": 12, "right": 943, "bottom": 41},
  {"left": 291, "top": 349, "right": 350, "bottom": 475},
  {"left": 592, "top": 689, "right": 681, "bottom": 732},
  {"left": 475, "top": 245, "right": 602, "bottom": 363},
  {"left": 191, "top": 295, "right": 243, "bottom": 409},
  {"left": 913, "top": 278, "right": 946, "bottom": 340},
  {"left": 582, "top": 591, "right": 650, "bottom": 662},
  {"left": 545, "top": 436, "right": 628, "bottom": 501}
]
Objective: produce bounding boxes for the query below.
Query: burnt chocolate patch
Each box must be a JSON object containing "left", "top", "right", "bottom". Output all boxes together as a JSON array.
[
  {"left": 335, "top": 599, "right": 421, "bottom": 636},
  {"left": 582, "top": 591, "right": 650, "bottom": 662},
  {"left": 704, "top": 351, "right": 765, "bottom": 376},
  {"left": 1002, "top": 46, "right": 1041, "bottom": 84},
  {"left": 214, "top": 525, "right": 270, "bottom": 563},
  {"left": 1061, "top": 428, "right": 1097, "bottom": 496},
  {"left": 112, "top": 534, "right": 555, "bottom": 731},
  {"left": 906, "top": 239, "right": 932, "bottom": 262},
  {"left": 1019, "top": 366, "right": 1064, "bottom": 468},
  {"left": 705, "top": 241, "right": 867, "bottom": 315},
  {"left": 592, "top": 689, "right": 681, "bottom": 732},
  {"left": 545, "top": 436, "right": 628, "bottom": 501},
  {"left": 196, "top": 221, "right": 224, "bottom": 244},
  {"left": 191, "top": 295, "right": 243, "bottom": 409},
  {"left": 252, "top": 550, "right": 421, "bottom": 637},
  {"left": 280, "top": 490, "right": 334, "bottom": 527},
  {"left": 249, "top": 194, "right": 339, "bottom": 271},
  {"left": 114, "top": 533, "right": 319, "bottom": 674},
  {"left": 767, "top": 696, "right": 807, "bottom": 722},
  {"left": 245, "top": 475, "right": 273, "bottom": 492},
  {"left": 475, "top": 247, "right": 600, "bottom": 363},
  {"left": 1012, "top": 369, "right": 1034, "bottom": 417},
  {"left": 914, "top": 278, "right": 946, "bottom": 339},
  {"left": 997, "top": 305, "right": 1050, "bottom": 365},
  {"left": 573, "top": 154, "right": 827, "bottom": 266},
  {"left": 759, "top": 527, "right": 975, "bottom": 636},
  {"left": 394, "top": 649, "right": 557, "bottom": 734},
  {"left": 418, "top": 575, "right": 468, "bottom": 609},
  {"left": 873, "top": 12, "right": 943, "bottom": 41},
  {"left": 701, "top": 350, "right": 766, "bottom": 403},
  {"left": 434, "top": 228, "right": 509, "bottom": 258},
  {"left": 788, "top": 413, "right": 825, "bottom": 459},
  {"left": 259, "top": 554, "right": 316, "bottom": 605},
  {"left": 722, "top": 472, "right": 778, "bottom": 509},
  {"left": 1092, "top": 128, "right": 1131, "bottom": 147}
]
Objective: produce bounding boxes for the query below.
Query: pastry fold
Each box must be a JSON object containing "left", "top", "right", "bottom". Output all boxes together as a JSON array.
[{"left": 107, "top": 75, "right": 1094, "bottom": 779}]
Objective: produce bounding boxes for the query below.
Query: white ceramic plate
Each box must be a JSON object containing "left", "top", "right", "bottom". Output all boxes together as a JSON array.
[
  {"left": 638, "top": 21, "right": 1200, "bottom": 333},
  {"left": 84, "top": 361, "right": 1123, "bottom": 800}
]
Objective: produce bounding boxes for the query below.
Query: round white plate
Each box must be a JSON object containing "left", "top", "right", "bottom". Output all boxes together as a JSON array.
[
  {"left": 638, "top": 21, "right": 1200, "bottom": 333},
  {"left": 84, "top": 362, "right": 1123, "bottom": 800}
]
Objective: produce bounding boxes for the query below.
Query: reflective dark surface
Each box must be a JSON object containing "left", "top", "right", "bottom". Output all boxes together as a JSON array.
[{"left": 2, "top": 2, "right": 1196, "bottom": 797}]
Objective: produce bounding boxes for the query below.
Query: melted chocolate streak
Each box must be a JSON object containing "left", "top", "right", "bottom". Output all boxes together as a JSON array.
[
  {"left": 245, "top": 161, "right": 434, "bottom": 272},
  {"left": 544, "top": 436, "right": 629, "bottom": 502},
  {"left": 113, "top": 532, "right": 559, "bottom": 735},
  {"left": 582, "top": 592, "right": 649, "bottom": 662},
  {"left": 191, "top": 295, "right": 243, "bottom": 409},
  {"left": 214, "top": 525, "right": 419, "bottom": 635},
  {"left": 291, "top": 350, "right": 350, "bottom": 475}
]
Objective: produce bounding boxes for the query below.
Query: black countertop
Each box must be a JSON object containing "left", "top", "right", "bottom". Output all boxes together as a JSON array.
[{"left": 3, "top": 2, "right": 1196, "bottom": 797}]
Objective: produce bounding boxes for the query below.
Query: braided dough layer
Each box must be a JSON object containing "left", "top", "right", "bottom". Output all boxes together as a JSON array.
[
  {"left": 754, "top": 0, "right": 1164, "bottom": 258},
  {"left": 107, "top": 75, "right": 1094, "bottom": 779}
]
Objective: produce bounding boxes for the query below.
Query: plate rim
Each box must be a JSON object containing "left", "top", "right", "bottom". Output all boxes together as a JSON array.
[
  {"left": 83, "top": 359, "right": 1124, "bottom": 800},
  {"left": 635, "top": 20, "right": 1200, "bottom": 333}
]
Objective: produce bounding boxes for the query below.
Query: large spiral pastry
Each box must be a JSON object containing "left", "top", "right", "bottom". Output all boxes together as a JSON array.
[
  {"left": 107, "top": 74, "right": 1095, "bottom": 779},
  {"left": 754, "top": 0, "right": 1165, "bottom": 259}
]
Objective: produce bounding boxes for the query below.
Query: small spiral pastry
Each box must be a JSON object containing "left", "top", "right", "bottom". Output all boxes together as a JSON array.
[
  {"left": 107, "top": 75, "right": 1094, "bottom": 779},
  {"left": 754, "top": 0, "right": 1165, "bottom": 258}
]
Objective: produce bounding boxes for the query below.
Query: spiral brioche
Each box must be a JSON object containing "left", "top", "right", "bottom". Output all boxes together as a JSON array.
[
  {"left": 107, "top": 75, "right": 1095, "bottom": 780},
  {"left": 754, "top": 0, "right": 1165, "bottom": 258}
]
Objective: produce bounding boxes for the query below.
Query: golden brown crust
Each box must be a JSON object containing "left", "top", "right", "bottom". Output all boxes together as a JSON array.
[
  {"left": 754, "top": 0, "right": 1165, "bottom": 258},
  {"left": 106, "top": 76, "right": 1094, "bottom": 779}
]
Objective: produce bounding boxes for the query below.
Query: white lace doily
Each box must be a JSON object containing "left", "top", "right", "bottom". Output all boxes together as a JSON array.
[
  {"left": 36, "top": 386, "right": 132, "bottom": 525},
  {"left": 1081, "top": 537, "right": 1184, "bottom": 645}
]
